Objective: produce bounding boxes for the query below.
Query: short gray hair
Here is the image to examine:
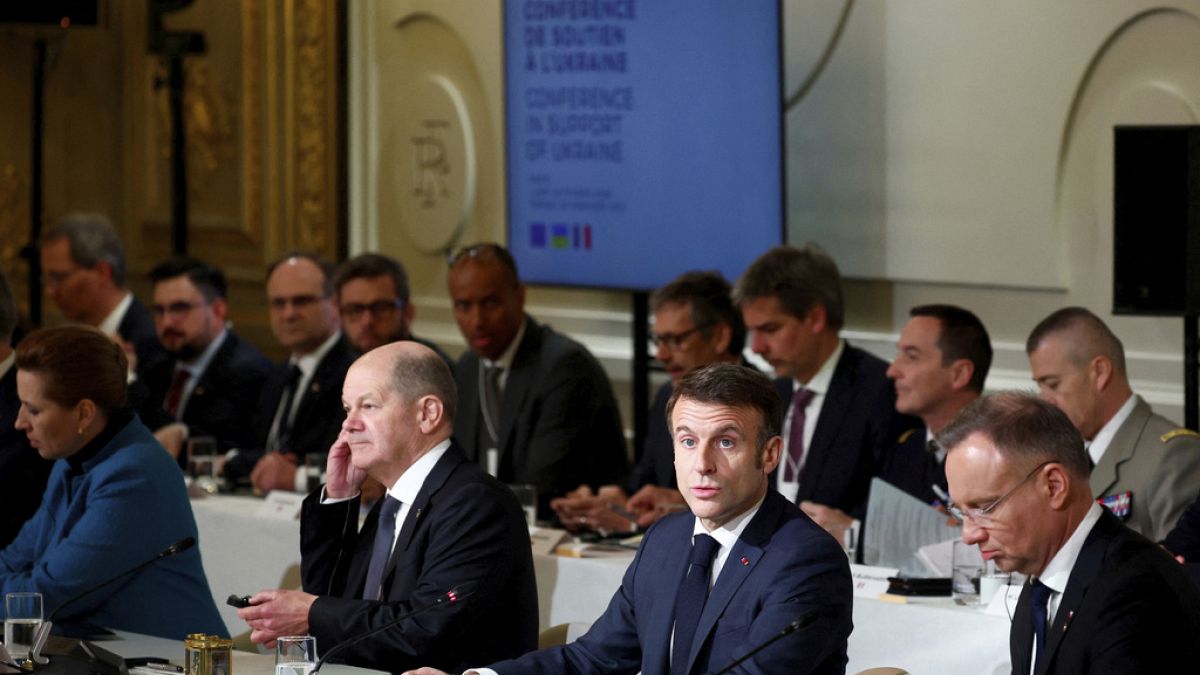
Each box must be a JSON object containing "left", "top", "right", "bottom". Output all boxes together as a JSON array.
[
  {"left": 390, "top": 348, "right": 458, "bottom": 424},
  {"left": 44, "top": 213, "right": 127, "bottom": 286}
]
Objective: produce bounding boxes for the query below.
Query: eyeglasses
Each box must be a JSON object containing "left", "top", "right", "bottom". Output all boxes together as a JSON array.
[
  {"left": 269, "top": 294, "right": 325, "bottom": 311},
  {"left": 946, "top": 460, "right": 1053, "bottom": 526},
  {"left": 650, "top": 324, "right": 711, "bottom": 350},
  {"left": 151, "top": 300, "right": 209, "bottom": 319},
  {"left": 340, "top": 299, "right": 404, "bottom": 319}
]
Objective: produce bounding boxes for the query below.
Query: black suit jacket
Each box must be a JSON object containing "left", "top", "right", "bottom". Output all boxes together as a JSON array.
[
  {"left": 1010, "top": 509, "right": 1200, "bottom": 674},
  {"left": 0, "top": 366, "right": 53, "bottom": 547},
  {"left": 136, "top": 331, "right": 273, "bottom": 456},
  {"left": 878, "top": 425, "right": 946, "bottom": 505},
  {"left": 772, "top": 342, "right": 913, "bottom": 518},
  {"left": 226, "top": 335, "right": 357, "bottom": 483},
  {"left": 453, "top": 317, "right": 627, "bottom": 515},
  {"left": 118, "top": 295, "right": 168, "bottom": 376},
  {"left": 301, "top": 443, "right": 538, "bottom": 672},
  {"left": 627, "top": 380, "right": 675, "bottom": 493}
]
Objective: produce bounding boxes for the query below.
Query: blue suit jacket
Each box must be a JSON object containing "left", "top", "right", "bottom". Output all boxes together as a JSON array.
[
  {"left": 488, "top": 489, "right": 853, "bottom": 675},
  {"left": 302, "top": 444, "right": 538, "bottom": 672},
  {"left": 0, "top": 415, "right": 225, "bottom": 639}
]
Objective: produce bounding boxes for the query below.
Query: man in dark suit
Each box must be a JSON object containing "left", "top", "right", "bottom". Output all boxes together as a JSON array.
[
  {"left": 237, "top": 342, "right": 537, "bottom": 673},
  {"left": 1027, "top": 307, "right": 1200, "bottom": 541},
  {"left": 227, "top": 252, "right": 357, "bottom": 493},
  {"left": 879, "top": 305, "right": 991, "bottom": 504},
  {"left": 940, "top": 392, "right": 1200, "bottom": 674},
  {"left": 133, "top": 257, "right": 273, "bottom": 461},
  {"left": 38, "top": 212, "right": 166, "bottom": 375},
  {"left": 734, "top": 244, "right": 911, "bottom": 535},
  {"left": 0, "top": 269, "right": 52, "bottom": 547},
  {"left": 551, "top": 271, "right": 745, "bottom": 534},
  {"left": 447, "top": 244, "right": 626, "bottom": 517},
  {"left": 404, "top": 363, "right": 853, "bottom": 675},
  {"left": 334, "top": 253, "right": 453, "bottom": 367}
]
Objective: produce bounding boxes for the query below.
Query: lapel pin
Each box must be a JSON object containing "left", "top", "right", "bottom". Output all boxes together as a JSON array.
[
  {"left": 740, "top": 557, "right": 749, "bottom": 566},
  {"left": 311, "top": 382, "right": 321, "bottom": 392}
]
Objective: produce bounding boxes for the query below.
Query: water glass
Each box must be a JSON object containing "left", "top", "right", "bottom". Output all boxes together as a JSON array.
[
  {"left": 508, "top": 484, "right": 538, "bottom": 528},
  {"left": 4, "top": 592, "right": 42, "bottom": 662},
  {"left": 275, "top": 635, "right": 317, "bottom": 675},
  {"left": 952, "top": 540, "right": 984, "bottom": 604},
  {"left": 304, "top": 454, "right": 328, "bottom": 494},
  {"left": 188, "top": 436, "right": 220, "bottom": 494}
]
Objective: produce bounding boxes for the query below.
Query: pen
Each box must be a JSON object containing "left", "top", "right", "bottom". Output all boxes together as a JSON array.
[{"left": 930, "top": 485, "right": 962, "bottom": 524}]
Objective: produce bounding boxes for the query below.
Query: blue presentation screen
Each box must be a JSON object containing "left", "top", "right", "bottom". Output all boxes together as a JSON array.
[{"left": 504, "top": 0, "right": 783, "bottom": 291}]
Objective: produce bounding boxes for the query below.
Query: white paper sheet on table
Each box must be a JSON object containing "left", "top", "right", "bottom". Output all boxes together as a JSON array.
[{"left": 862, "top": 478, "right": 961, "bottom": 576}]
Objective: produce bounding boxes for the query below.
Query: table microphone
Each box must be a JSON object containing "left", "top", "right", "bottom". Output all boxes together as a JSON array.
[
  {"left": 28, "top": 537, "right": 196, "bottom": 666},
  {"left": 705, "top": 609, "right": 817, "bottom": 675},
  {"left": 310, "top": 584, "right": 475, "bottom": 674}
]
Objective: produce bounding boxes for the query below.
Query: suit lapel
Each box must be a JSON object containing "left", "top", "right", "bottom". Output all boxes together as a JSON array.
[
  {"left": 496, "top": 320, "right": 540, "bottom": 457},
  {"left": 644, "top": 520, "right": 693, "bottom": 675},
  {"left": 378, "top": 446, "right": 464, "bottom": 596},
  {"left": 1010, "top": 580, "right": 1034, "bottom": 675},
  {"left": 456, "top": 356, "right": 481, "bottom": 462},
  {"left": 1089, "top": 397, "right": 1148, "bottom": 497},
  {"left": 1035, "top": 512, "right": 1115, "bottom": 675},
  {"left": 798, "top": 348, "right": 853, "bottom": 499},
  {"left": 685, "top": 493, "right": 784, "bottom": 674}
]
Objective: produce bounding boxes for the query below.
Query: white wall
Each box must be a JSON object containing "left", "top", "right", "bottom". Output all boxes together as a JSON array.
[{"left": 350, "top": 0, "right": 1200, "bottom": 427}]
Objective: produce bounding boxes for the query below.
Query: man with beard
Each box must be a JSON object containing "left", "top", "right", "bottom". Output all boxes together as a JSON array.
[{"left": 137, "top": 257, "right": 272, "bottom": 461}]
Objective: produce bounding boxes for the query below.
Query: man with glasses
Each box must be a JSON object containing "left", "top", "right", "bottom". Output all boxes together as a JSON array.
[
  {"left": 334, "top": 253, "right": 453, "bottom": 367},
  {"left": 1027, "top": 307, "right": 1200, "bottom": 540},
  {"left": 447, "top": 243, "right": 626, "bottom": 520},
  {"left": 39, "top": 212, "right": 166, "bottom": 375},
  {"left": 734, "top": 244, "right": 911, "bottom": 534},
  {"left": 133, "top": 257, "right": 272, "bottom": 461},
  {"left": 552, "top": 271, "right": 745, "bottom": 534},
  {"left": 227, "top": 252, "right": 357, "bottom": 492},
  {"left": 940, "top": 391, "right": 1200, "bottom": 674}
]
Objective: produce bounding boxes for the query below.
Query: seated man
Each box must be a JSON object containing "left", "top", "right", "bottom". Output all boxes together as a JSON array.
[
  {"left": 334, "top": 252, "right": 453, "bottom": 366},
  {"left": 447, "top": 244, "right": 626, "bottom": 517},
  {"left": 1027, "top": 307, "right": 1200, "bottom": 540},
  {"left": 734, "top": 244, "right": 912, "bottom": 530},
  {"left": 236, "top": 342, "right": 538, "bottom": 672},
  {"left": 39, "top": 213, "right": 166, "bottom": 375},
  {"left": 940, "top": 392, "right": 1200, "bottom": 673},
  {"left": 0, "top": 269, "right": 52, "bottom": 547},
  {"left": 552, "top": 271, "right": 745, "bottom": 534},
  {"left": 405, "top": 363, "right": 852, "bottom": 675},
  {"left": 135, "top": 257, "right": 273, "bottom": 460},
  {"left": 227, "top": 252, "right": 357, "bottom": 492},
  {"left": 797, "top": 305, "right": 992, "bottom": 545}
]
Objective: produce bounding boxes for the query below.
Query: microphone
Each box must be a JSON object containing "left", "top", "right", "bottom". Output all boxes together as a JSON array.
[
  {"left": 705, "top": 609, "right": 817, "bottom": 675},
  {"left": 27, "top": 537, "right": 197, "bottom": 667},
  {"left": 310, "top": 584, "right": 475, "bottom": 674}
]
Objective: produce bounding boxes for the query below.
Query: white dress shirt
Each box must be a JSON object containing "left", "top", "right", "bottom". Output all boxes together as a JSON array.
[
  {"left": 1085, "top": 394, "right": 1137, "bottom": 466},
  {"left": 777, "top": 339, "right": 844, "bottom": 501},
  {"left": 1028, "top": 501, "right": 1103, "bottom": 672}
]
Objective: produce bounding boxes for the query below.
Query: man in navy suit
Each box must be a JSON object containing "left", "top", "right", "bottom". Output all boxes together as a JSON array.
[
  {"left": 237, "top": 342, "right": 537, "bottom": 673},
  {"left": 940, "top": 392, "right": 1200, "bottom": 674},
  {"left": 447, "top": 244, "right": 626, "bottom": 518},
  {"left": 734, "top": 244, "right": 911, "bottom": 534},
  {"left": 134, "top": 257, "right": 273, "bottom": 460},
  {"left": 226, "top": 252, "right": 357, "bottom": 492},
  {"left": 405, "top": 363, "right": 853, "bottom": 675},
  {"left": 38, "top": 212, "right": 166, "bottom": 375}
]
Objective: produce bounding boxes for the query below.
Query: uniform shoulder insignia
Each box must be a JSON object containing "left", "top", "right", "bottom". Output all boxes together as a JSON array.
[
  {"left": 1161, "top": 428, "right": 1200, "bottom": 443},
  {"left": 898, "top": 428, "right": 919, "bottom": 444}
]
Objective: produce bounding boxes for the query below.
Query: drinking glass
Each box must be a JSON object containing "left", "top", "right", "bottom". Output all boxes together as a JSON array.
[
  {"left": 188, "top": 436, "right": 220, "bottom": 494},
  {"left": 4, "top": 592, "right": 42, "bottom": 663},
  {"left": 275, "top": 635, "right": 317, "bottom": 675},
  {"left": 508, "top": 484, "right": 538, "bottom": 528},
  {"left": 952, "top": 540, "right": 984, "bottom": 605}
]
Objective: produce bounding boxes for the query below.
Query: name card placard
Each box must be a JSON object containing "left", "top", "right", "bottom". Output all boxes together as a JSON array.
[
  {"left": 849, "top": 563, "right": 900, "bottom": 599},
  {"left": 257, "top": 490, "right": 304, "bottom": 520}
]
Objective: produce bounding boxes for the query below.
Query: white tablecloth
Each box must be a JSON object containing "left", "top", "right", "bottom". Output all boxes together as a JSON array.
[{"left": 92, "top": 630, "right": 380, "bottom": 675}]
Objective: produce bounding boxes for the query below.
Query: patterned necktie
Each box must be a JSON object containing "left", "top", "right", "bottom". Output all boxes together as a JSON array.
[
  {"left": 784, "top": 388, "right": 815, "bottom": 482},
  {"left": 1030, "top": 578, "right": 1053, "bottom": 671},
  {"left": 163, "top": 369, "right": 191, "bottom": 419},
  {"left": 671, "top": 533, "right": 720, "bottom": 675},
  {"left": 362, "top": 496, "right": 402, "bottom": 600}
]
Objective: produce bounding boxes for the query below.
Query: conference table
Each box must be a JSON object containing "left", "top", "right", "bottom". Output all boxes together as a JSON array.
[{"left": 192, "top": 494, "right": 1011, "bottom": 674}]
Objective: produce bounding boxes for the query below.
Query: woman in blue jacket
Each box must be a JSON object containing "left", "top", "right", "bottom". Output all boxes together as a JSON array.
[{"left": 0, "top": 325, "right": 225, "bottom": 639}]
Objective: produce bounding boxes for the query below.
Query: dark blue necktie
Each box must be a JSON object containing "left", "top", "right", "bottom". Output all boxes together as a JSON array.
[
  {"left": 362, "top": 496, "right": 401, "bottom": 600},
  {"left": 671, "top": 534, "right": 720, "bottom": 675},
  {"left": 1030, "top": 579, "right": 1053, "bottom": 671}
]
